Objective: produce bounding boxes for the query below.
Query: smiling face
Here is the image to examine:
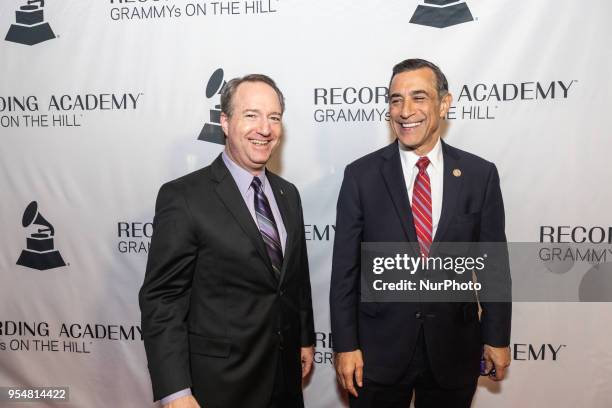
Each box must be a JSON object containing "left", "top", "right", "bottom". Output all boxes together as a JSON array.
[
  {"left": 389, "top": 67, "right": 452, "bottom": 156},
  {"left": 221, "top": 81, "right": 283, "bottom": 175}
]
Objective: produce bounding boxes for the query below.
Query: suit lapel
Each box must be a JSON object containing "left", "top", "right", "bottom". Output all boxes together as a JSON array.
[
  {"left": 380, "top": 142, "right": 419, "bottom": 245},
  {"left": 268, "top": 174, "right": 295, "bottom": 286},
  {"left": 211, "top": 156, "right": 277, "bottom": 281},
  {"left": 433, "top": 141, "right": 463, "bottom": 243}
]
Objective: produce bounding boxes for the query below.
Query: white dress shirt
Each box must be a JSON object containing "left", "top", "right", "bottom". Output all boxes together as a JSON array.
[{"left": 399, "top": 137, "right": 444, "bottom": 240}]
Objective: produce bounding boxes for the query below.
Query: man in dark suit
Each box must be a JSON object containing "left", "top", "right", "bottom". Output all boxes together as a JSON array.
[
  {"left": 330, "top": 59, "right": 512, "bottom": 407},
  {"left": 139, "top": 74, "right": 315, "bottom": 408}
]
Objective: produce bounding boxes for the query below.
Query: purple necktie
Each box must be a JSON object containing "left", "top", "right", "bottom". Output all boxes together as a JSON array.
[{"left": 251, "top": 177, "right": 283, "bottom": 277}]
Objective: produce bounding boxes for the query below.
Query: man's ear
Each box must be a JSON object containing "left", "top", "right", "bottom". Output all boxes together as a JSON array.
[
  {"left": 440, "top": 93, "right": 453, "bottom": 118},
  {"left": 220, "top": 112, "right": 229, "bottom": 136}
]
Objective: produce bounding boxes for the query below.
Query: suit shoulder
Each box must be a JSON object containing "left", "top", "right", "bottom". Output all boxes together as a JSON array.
[
  {"left": 445, "top": 143, "right": 496, "bottom": 171},
  {"left": 160, "top": 165, "right": 213, "bottom": 192},
  {"left": 345, "top": 143, "right": 393, "bottom": 174},
  {"left": 153, "top": 165, "right": 214, "bottom": 216}
]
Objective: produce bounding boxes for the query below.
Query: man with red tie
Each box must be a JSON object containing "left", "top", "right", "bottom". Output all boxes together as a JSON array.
[{"left": 330, "top": 59, "right": 512, "bottom": 408}]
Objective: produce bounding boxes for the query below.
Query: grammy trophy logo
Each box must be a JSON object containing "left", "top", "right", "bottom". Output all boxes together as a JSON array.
[
  {"left": 5, "top": 0, "right": 56, "bottom": 46},
  {"left": 16, "top": 201, "right": 66, "bottom": 270},
  {"left": 197, "top": 68, "right": 227, "bottom": 145},
  {"left": 410, "top": 0, "right": 474, "bottom": 29}
]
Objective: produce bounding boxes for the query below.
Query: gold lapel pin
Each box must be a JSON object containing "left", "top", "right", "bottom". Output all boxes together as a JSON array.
[{"left": 453, "top": 169, "right": 462, "bottom": 177}]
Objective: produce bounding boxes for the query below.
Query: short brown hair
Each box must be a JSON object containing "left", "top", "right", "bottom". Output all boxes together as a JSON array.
[{"left": 220, "top": 74, "right": 285, "bottom": 117}]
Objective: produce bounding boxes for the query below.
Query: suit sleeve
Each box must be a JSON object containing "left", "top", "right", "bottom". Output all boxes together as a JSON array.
[
  {"left": 295, "top": 185, "right": 316, "bottom": 346},
  {"left": 330, "top": 165, "right": 363, "bottom": 352},
  {"left": 478, "top": 163, "right": 512, "bottom": 347},
  {"left": 139, "top": 181, "right": 198, "bottom": 401}
]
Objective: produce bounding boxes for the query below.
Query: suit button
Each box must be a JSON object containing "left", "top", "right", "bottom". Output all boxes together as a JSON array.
[
  {"left": 277, "top": 331, "right": 284, "bottom": 350},
  {"left": 415, "top": 312, "right": 422, "bottom": 319}
]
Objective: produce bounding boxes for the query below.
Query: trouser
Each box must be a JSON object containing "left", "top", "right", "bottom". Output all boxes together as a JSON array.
[
  {"left": 349, "top": 329, "right": 478, "bottom": 408},
  {"left": 268, "top": 350, "right": 304, "bottom": 408}
]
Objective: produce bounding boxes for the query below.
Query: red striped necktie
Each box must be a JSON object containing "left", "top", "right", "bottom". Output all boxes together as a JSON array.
[{"left": 412, "top": 156, "right": 433, "bottom": 257}]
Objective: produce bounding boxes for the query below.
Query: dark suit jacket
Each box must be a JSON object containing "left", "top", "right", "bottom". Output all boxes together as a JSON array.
[
  {"left": 330, "top": 140, "right": 511, "bottom": 388},
  {"left": 139, "top": 155, "right": 315, "bottom": 407}
]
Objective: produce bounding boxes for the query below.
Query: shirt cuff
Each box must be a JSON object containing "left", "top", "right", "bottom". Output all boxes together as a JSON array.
[{"left": 160, "top": 388, "right": 192, "bottom": 405}]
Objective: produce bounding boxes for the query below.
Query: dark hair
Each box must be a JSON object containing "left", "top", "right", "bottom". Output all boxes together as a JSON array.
[
  {"left": 220, "top": 74, "right": 285, "bottom": 117},
  {"left": 390, "top": 59, "right": 449, "bottom": 99}
]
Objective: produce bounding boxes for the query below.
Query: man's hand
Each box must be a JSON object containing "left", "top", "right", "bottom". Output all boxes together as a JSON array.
[
  {"left": 301, "top": 346, "right": 315, "bottom": 379},
  {"left": 163, "top": 395, "right": 201, "bottom": 408},
  {"left": 335, "top": 349, "right": 364, "bottom": 398},
  {"left": 483, "top": 344, "right": 511, "bottom": 381}
]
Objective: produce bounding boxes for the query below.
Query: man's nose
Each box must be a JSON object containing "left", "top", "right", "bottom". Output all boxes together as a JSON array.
[
  {"left": 401, "top": 100, "right": 414, "bottom": 118},
  {"left": 258, "top": 118, "right": 272, "bottom": 136}
]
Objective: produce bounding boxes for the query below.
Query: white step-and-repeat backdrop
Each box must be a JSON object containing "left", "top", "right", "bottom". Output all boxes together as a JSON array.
[{"left": 2, "top": 0, "right": 611, "bottom": 406}]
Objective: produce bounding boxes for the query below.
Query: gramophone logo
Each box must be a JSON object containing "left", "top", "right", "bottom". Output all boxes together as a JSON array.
[
  {"left": 198, "top": 68, "right": 227, "bottom": 145},
  {"left": 16, "top": 201, "right": 66, "bottom": 270},
  {"left": 410, "top": 0, "right": 474, "bottom": 29},
  {"left": 5, "top": 0, "right": 56, "bottom": 46}
]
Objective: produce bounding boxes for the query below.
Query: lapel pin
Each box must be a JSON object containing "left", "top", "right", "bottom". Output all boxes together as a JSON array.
[
  {"left": 279, "top": 188, "right": 284, "bottom": 196},
  {"left": 453, "top": 169, "right": 462, "bottom": 177}
]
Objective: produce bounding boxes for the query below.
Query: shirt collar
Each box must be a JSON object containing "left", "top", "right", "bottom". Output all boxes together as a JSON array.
[
  {"left": 398, "top": 137, "right": 443, "bottom": 173},
  {"left": 222, "top": 151, "right": 267, "bottom": 195}
]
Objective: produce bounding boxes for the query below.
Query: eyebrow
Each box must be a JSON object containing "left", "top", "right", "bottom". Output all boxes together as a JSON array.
[
  {"left": 389, "top": 89, "right": 430, "bottom": 99},
  {"left": 242, "top": 109, "right": 282, "bottom": 116},
  {"left": 410, "top": 90, "right": 429, "bottom": 97}
]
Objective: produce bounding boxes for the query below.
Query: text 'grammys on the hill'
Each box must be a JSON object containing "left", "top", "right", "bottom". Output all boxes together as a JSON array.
[{"left": 108, "top": 0, "right": 279, "bottom": 21}]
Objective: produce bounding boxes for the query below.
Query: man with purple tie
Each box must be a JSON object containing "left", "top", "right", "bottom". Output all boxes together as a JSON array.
[
  {"left": 330, "top": 59, "right": 512, "bottom": 408},
  {"left": 140, "top": 74, "right": 315, "bottom": 408}
]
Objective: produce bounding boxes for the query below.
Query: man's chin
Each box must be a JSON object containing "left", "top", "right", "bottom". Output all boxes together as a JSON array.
[
  {"left": 247, "top": 157, "right": 272, "bottom": 170},
  {"left": 397, "top": 137, "right": 422, "bottom": 151}
]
